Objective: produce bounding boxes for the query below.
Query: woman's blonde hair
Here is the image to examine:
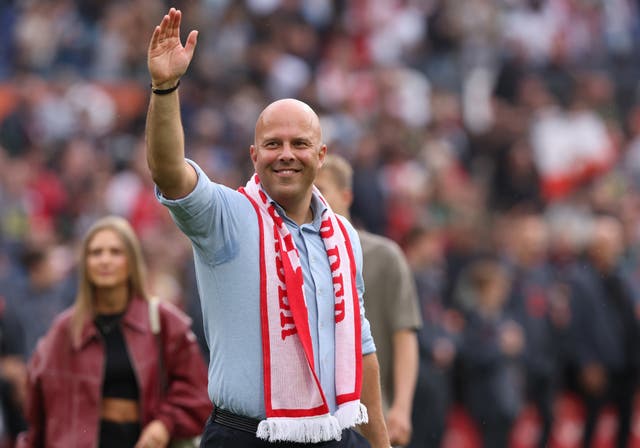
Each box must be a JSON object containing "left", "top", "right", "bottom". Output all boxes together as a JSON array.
[{"left": 71, "top": 215, "right": 149, "bottom": 345}]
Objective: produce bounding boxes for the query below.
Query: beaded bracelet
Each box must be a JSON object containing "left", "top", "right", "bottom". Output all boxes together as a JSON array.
[{"left": 151, "top": 80, "right": 180, "bottom": 95}]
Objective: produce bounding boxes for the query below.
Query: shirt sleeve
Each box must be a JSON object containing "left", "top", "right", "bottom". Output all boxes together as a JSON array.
[
  {"left": 155, "top": 159, "right": 243, "bottom": 266},
  {"left": 155, "top": 160, "right": 216, "bottom": 237}
]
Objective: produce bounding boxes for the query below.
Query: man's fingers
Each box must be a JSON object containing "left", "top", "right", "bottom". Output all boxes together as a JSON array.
[
  {"left": 148, "top": 7, "right": 196, "bottom": 80},
  {"left": 149, "top": 26, "right": 161, "bottom": 50},
  {"left": 184, "top": 30, "right": 198, "bottom": 58},
  {"left": 168, "top": 8, "right": 181, "bottom": 38},
  {"left": 158, "top": 13, "right": 170, "bottom": 35}
]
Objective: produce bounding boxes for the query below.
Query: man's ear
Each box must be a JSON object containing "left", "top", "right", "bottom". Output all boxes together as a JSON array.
[
  {"left": 318, "top": 144, "right": 328, "bottom": 164},
  {"left": 250, "top": 145, "right": 257, "bottom": 164}
]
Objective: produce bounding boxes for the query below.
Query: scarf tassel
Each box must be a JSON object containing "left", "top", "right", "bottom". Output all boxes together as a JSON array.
[
  {"left": 257, "top": 415, "right": 343, "bottom": 443},
  {"left": 335, "top": 401, "right": 369, "bottom": 428}
]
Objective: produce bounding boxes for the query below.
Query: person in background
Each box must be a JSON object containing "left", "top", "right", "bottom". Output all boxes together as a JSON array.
[
  {"left": 316, "top": 154, "right": 422, "bottom": 447},
  {"left": 5, "top": 243, "right": 75, "bottom": 359},
  {"left": 505, "top": 213, "right": 567, "bottom": 448},
  {"left": 402, "top": 225, "right": 460, "bottom": 448},
  {"left": 17, "top": 215, "right": 211, "bottom": 448},
  {"left": 567, "top": 214, "right": 639, "bottom": 448},
  {"left": 458, "top": 257, "right": 525, "bottom": 448},
  {"left": 146, "top": 8, "right": 389, "bottom": 448}
]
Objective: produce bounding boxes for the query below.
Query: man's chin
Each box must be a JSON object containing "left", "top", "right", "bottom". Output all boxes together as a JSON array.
[{"left": 271, "top": 188, "right": 305, "bottom": 205}]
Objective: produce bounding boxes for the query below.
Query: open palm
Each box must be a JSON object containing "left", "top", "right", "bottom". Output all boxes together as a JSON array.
[{"left": 148, "top": 8, "right": 198, "bottom": 87}]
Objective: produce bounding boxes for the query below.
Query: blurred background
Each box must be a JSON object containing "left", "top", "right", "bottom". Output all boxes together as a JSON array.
[{"left": 1, "top": 0, "right": 640, "bottom": 447}]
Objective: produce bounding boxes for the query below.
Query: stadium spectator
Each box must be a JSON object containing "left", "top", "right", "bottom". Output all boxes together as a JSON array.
[
  {"left": 458, "top": 257, "right": 525, "bottom": 448},
  {"left": 568, "top": 214, "right": 640, "bottom": 448},
  {"left": 403, "top": 225, "right": 460, "bottom": 448}
]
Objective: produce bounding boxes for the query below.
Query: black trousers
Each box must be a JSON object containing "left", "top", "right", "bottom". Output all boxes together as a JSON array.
[
  {"left": 99, "top": 420, "right": 140, "bottom": 448},
  {"left": 200, "top": 417, "right": 371, "bottom": 448},
  {"left": 526, "top": 372, "right": 556, "bottom": 448},
  {"left": 581, "top": 369, "right": 636, "bottom": 448},
  {"left": 408, "top": 361, "right": 451, "bottom": 448}
]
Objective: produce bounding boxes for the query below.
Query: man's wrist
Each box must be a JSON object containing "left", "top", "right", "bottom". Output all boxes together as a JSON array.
[{"left": 151, "top": 80, "right": 180, "bottom": 95}]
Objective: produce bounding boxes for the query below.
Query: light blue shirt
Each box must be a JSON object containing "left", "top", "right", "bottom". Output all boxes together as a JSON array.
[{"left": 156, "top": 160, "right": 375, "bottom": 419}]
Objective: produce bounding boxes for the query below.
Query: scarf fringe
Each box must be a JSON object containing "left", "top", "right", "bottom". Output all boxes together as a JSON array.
[
  {"left": 256, "top": 415, "right": 343, "bottom": 443},
  {"left": 335, "top": 401, "right": 368, "bottom": 428}
]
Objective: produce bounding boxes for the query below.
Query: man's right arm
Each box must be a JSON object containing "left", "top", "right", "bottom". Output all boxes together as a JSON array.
[{"left": 146, "top": 7, "right": 198, "bottom": 199}]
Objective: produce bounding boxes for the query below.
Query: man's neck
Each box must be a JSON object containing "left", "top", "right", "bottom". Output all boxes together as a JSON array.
[
  {"left": 278, "top": 193, "right": 315, "bottom": 226},
  {"left": 286, "top": 205, "right": 314, "bottom": 226}
]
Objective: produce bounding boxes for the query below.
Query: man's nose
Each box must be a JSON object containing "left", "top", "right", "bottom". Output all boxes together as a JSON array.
[{"left": 279, "top": 142, "right": 295, "bottom": 160}]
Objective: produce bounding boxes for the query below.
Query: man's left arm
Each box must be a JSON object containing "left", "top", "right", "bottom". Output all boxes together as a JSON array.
[{"left": 359, "top": 352, "right": 390, "bottom": 448}]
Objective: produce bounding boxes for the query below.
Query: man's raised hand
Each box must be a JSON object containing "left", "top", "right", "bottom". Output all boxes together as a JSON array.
[{"left": 148, "top": 8, "right": 198, "bottom": 89}]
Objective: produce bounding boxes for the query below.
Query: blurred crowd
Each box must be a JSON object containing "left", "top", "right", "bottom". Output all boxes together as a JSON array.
[{"left": 1, "top": 0, "right": 640, "bottom": 446}]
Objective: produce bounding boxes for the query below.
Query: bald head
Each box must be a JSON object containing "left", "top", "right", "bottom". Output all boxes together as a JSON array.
[{"left": 255, "top": 99, "right": 322, "bottom": 146}]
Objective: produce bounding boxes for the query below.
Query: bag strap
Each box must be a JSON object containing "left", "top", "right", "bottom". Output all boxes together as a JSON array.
[
  {"left": 149, "top": 297, "right": 168, "bottom": 392},
  {"left": 149, "top": 297, "right": 161, "bottom": 335}
]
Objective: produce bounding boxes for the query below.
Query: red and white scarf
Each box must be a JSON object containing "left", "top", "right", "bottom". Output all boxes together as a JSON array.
[{"left": 239, "top": 174, "right": 368, "bottom": 443}]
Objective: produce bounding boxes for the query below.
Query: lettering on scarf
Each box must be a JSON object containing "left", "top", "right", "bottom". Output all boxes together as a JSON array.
[
  {"left": 321, "top": 217, "right": 346, "bottom": 323},
  {"left": 275, "top": 225, "right": 297, "bottom": 340}
]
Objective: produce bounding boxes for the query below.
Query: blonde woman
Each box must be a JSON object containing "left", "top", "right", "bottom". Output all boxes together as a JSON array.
[{"left": 17, "top": 216, "right": 211, "bottom": 448}]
